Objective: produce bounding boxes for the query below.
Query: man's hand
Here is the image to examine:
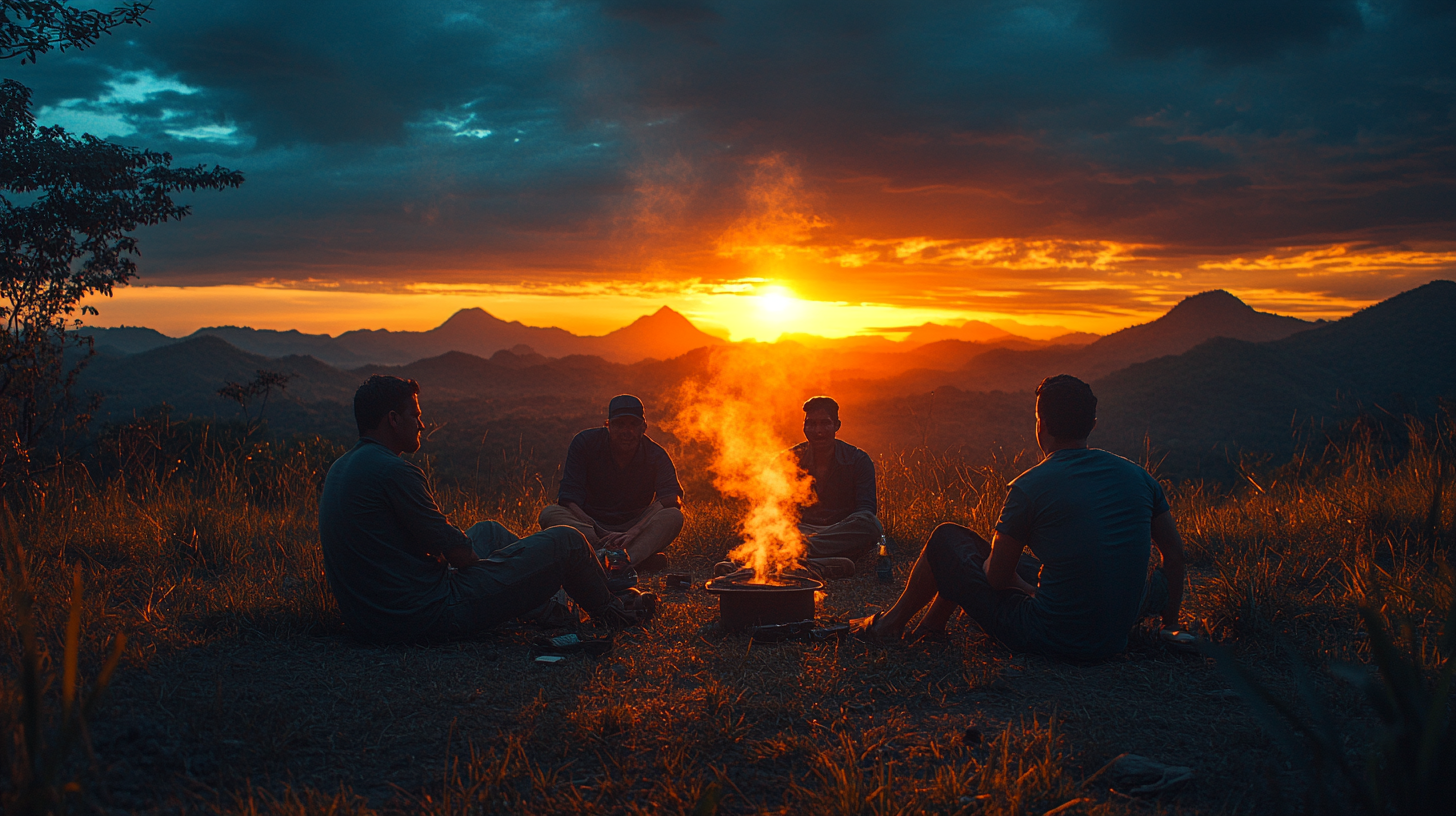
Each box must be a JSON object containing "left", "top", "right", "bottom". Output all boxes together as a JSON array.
[
  {"left": 598, "top": 529, "right": 638, "bottom": 550},
  {"left": 984, "top": 532, "right": 1036, "bottom": 597}
]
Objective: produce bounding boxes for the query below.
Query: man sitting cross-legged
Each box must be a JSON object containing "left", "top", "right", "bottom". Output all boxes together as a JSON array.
[
  {"left": 717, "top": 395, "right": 883, "bottom": 580},
  {"left": 852, "top": 375, "right": 1187, "bottom": 662},
  {"left": 538, "top": 394, "right": 685, "bottom": 591},
  {"left": 320, "top": 375, "right": 651, "bottom": 644}
]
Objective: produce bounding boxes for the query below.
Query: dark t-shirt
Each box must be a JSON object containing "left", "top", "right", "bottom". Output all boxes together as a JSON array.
[
  {"left": 318, "top": 438, "right": 471, "bottom": 643},
  {"left": 994, "top": 448, "right": 1170, "bottom": 660},
  {"left": 556, "top": 428, "right": 683, "bottom": 527},
  {"left": 790, "top": 439, "right": 877, "bottom": 527}
]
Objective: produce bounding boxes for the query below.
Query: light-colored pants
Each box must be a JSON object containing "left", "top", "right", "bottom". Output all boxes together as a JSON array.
[
  {"left": 538, "top": 503, "right": 685, "bottom": 557},
  {"left": 801, "top": 510, "right": 884, "bottom": 559}
]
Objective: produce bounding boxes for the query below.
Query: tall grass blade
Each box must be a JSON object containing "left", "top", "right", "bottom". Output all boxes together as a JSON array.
[{"left": 61, "top": 568, "right": 81, "bottom": 720}]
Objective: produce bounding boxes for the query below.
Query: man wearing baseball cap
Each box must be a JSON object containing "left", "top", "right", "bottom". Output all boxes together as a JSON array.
[{"left": 539, "top": 394, "right": 685, "bottom": 591}]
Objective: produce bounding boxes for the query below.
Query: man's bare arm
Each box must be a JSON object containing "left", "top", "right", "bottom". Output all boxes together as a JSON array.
[
  {"left": 1151, "top": 510, "right": 1185, "bottom": 630},
  {"left": 985, "top": 532, "right": 1036, "bottom": 597}
]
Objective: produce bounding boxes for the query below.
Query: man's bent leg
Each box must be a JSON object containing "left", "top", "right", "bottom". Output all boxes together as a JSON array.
[
  {"left": 466, "top": 521, "right": 520, "bottom": 557},
  {"left": 922, "top": 524, "right": 1040, "bottom": 652},
  {"left": 443, "top": 527, "right": 616, "bottom": 634},
  {"left": 802, "top": 511, "right": 884, "bottom": 559},
  {"left": 538, "top": 504, "right": 599, "bottom": 545},
  {"left": 858, "top": 531, "right": 943, "bottom": 638},
  {"left": 624, "top": 507, "right": 683, "bottom": 566}
]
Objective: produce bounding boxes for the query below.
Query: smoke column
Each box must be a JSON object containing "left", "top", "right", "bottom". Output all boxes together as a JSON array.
[{"left": 670, "top": 347, "right": 813, "bottom": 583}]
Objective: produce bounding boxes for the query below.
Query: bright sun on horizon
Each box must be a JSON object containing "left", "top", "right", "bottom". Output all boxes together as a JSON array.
[{"left": 757, "top": 286, "right": 800, "bottom": 317}]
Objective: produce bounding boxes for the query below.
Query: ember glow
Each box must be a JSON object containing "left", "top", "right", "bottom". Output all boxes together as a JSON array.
[{"left": 668, "top": 349, "right": 814, "bottom": 584}]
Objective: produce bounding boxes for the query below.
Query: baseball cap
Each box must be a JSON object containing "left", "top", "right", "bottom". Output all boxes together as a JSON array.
[{"left": 608, "top": 394, "right": 645, "bottom": 421}]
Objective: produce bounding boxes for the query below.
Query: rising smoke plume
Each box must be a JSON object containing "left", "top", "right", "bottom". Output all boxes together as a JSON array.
[{"left": 669, "top": 346, "right": 814, "bottom": 583}]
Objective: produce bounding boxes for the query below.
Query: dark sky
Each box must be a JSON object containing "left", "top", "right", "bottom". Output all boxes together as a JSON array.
[{"left": 17, "top": 0, "right": 1456, "bottom": 334}]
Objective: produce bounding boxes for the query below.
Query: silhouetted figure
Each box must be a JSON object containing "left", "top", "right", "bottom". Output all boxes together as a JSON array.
[
  {"left": 538, "top": 395, "right": 684, "bottom": 585},
  {"left": 852, "top": 376, "right": 1187, "bottom": 661},
  {"left": 320, "top": 376, "right": 650, "bottom": 643}
]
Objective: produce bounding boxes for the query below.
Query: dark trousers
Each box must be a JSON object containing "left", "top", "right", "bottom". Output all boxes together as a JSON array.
[
  {"left": 440, "top": 523, "right": 614, "bottom": 635},
  {"left": 923, "top": 523, "right": 1167, "bottom": 656}
]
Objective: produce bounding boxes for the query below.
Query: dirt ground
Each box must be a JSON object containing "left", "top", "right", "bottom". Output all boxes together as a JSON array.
[{"left": 83, "top": 548, "right": 1354, "bottom": 815}]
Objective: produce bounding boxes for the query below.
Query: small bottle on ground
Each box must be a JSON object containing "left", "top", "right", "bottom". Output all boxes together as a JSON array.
[{"left": 876, "top": 536, "right": 893, "bottom": 584}]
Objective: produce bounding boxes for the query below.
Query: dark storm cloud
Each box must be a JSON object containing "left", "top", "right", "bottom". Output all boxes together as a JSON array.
[
  {"left": 13, "top": 0, "right": 1456, "bottom": 289},
  {"left": 1085, "top": 0, "right": 1363, "bottom": 61}
]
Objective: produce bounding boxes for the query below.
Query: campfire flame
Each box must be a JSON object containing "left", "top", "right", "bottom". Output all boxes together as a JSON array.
[{"left": 671, "top": 348, "right": 813, "bottom": 584}]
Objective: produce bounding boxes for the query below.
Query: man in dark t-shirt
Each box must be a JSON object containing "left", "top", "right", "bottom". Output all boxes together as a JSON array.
[
  {"left": 319, "top": 376, "right": 652, "bottom": 643},
  {"left": 852, "top": 375, "right": 1189, "bottom": 661},
  {"left": 791, "top": 396, "right": 883, "bottom": 559},
  {"left": 538, "top": 395, "right": 684, "bottom": 573}
]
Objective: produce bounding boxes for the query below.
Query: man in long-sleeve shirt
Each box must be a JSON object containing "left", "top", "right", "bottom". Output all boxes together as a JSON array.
[
  {"left": 791, "top": 396, "right": 885, "bottom": 561},
  {"left": 538, "top": 395, "right": 685, "bottom": 572},
  {"left": 320, "top": 376, "right": 650, "bottom": 643}
]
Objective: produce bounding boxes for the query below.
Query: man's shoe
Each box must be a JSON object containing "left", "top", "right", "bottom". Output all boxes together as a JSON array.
[
  {"left": 638, "top": 552, "right": 670, "bottom": 573},
  {"left": 804, "top": 557, "right": 856, "bottom": 580},
  {"left": 619, "top": 587, "right": 658, "bottom": 621}
]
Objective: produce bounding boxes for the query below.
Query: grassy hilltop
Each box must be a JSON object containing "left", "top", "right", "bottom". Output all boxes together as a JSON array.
[{"left": 2, "top": 410, "right": 1452, "bottom": 814}]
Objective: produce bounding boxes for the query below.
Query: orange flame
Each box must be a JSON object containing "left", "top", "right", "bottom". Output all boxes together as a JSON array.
[{"left": 670, "top": 348, "right": 813, "bottom": 584}]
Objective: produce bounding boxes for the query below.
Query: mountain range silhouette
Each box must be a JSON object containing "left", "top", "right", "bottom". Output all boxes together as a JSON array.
[
  {"left": 76, "top": 282, "right": 1454, "bottom": 481},
  {"left": 84, "top": 305, "right": 729, "bottom": 366}
]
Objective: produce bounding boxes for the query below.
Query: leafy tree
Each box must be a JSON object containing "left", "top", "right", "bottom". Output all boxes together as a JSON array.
[
  {"left": 0, "top": 1, "right": 242, "bottom": 487},
  {"left": 218, "top": 369, "right": 291, "bottom": 434}
]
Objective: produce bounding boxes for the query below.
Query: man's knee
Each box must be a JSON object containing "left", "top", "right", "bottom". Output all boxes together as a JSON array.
[
  {"left": 465, "top": 520, "right": 507, "bottom": 538},
  {"left": 654, "top": 507, "right": 685, "bottom": 534},
  {"left": 538, "top": 504, "right": 569, "bottom": 530},
  {"left": 925, "top": 522, "right": 969, "bottom": 555},
  {"left": 540, "top": 524, "right": 593, "bottom": 558},
  {"left": 848, "top": 510, "right": 884, "bottom": 534}
]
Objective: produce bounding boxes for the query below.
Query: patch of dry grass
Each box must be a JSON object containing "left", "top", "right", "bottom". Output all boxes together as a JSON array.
[{"left": 2, "top": 416, "right": 1452, "bottom": 813}]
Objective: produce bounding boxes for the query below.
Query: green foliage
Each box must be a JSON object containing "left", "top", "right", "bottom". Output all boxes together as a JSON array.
[{"left": 0, "top": 1, "right": 242, "bottom": 488}]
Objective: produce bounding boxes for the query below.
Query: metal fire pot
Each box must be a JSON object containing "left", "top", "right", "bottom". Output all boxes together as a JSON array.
[{"left": 704, "top": 575, "right": 823, "bottom": 631}]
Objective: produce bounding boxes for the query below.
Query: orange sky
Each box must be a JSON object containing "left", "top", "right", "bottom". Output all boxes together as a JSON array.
[{"left": 83, "top": 155, "right": 1456, "bottom": 341}]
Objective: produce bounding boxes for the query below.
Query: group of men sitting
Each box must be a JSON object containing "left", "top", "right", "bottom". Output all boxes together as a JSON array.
[{"left": 319, "top": 374, "right": 1185, "bottom": 662}]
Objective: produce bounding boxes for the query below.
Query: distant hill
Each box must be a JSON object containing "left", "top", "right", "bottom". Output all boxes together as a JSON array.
[
  {"left": 77, "top": 337, "right": 361, "bottom": 438},
  {"left": 901, "top": 320, "right": 1016, "bottom": 346},
  {"left": 1094, "top": 280, "right": 1456, "bottom": 477},
  {"left": 1078, "top": 289, "right": 1315, "bottom": 380},
  {"left": 836, "top": 290, "right": 1318, "bottom": 396},
  {"left": 85, "top": 326, "right": 176, "bottom": 356},
  {"left": 81, "top": 305, "right": 728, "bottom": 367}
]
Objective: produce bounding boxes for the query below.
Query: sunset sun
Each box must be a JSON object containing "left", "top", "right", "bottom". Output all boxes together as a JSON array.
[{"left": 757, "top": 286, "right": 799, "bottom": 318}]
